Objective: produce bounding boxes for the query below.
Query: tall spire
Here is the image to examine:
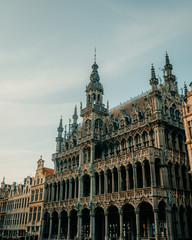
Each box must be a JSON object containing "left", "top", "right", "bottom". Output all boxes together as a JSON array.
[
  {"left": 56, "top": 116, "right": 63, "bottom": 153},
  {"left": 72, "top": 105, "right": 78, "bottom": 130},
  {"left": 184, "top": 82, "right": 188, "bottom": 97},
  {"left": 57, "top": 116, "right": 63, "bottom": 136},
  {"left": 164, "top": 51, "right": 173, "bottom": 75},
  {"left": 149, "top": 64, "right": 159, "bottom": 90}
]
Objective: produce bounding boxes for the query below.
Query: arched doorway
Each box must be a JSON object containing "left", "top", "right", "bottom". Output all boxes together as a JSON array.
[
  {"left": 82, "top": 208, "right": 90, "bottom": 239},
  {"left": 158, "top": 201, "right": 167, "bottom": 238},
  {"left": 52, "top": 211, "right": 58, "bottom": 238},
  {"left": 108, "top": 205, "right": 120, "bottom": 240},
  {"left": 95, "top": 207, "right": 105, "bottom": 240},
  {"left": 122, "top": 204, "right": 136, "bottom": 240},
  {"left": 43, "top": 212, "right": 50, "bottom": 239},
  {"left": 70, "top": 209, "right": 78, "bottom": 240},
  {"left": 60, "top": 210, "right": 68, "bottom": 239},
  {"left": 139, "top": 202, "right": 155, "bottom": 239}
]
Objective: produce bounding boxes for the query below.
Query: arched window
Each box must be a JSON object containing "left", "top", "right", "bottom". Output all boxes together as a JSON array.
[
  {"left": 128, "top": 137, "right": 134, "bottom": 152},
  {"left": 175, "top": 110, "right": 180, "bottom": 121},
  {"left": 172, "top": 132, "right": 176, "bottom": 149},
  {"left": 136, "top": 162, "right": 143, "bottom": 188},
  {"left": 155, "top": 159, "right": 161, "bottom": 187},
  {"left": 168, "top": 162, "right": 173, "bottom": 188},
  {"left": 175, "top": 163, "right": 180, "bottom": 189},
  {"left": 182, "top": 165, "right": 187, "bottom": 190},
  {"left": 135, "top": 134, "right": 141, "bottom": 149},
  {"left": 83, "top": 174, "right": 90, "bottom": 197},
  {"left": 121, "top": 138, "right": 126, "bottom": 153},
  {"left": 142, "top": 131, "right": 149, "bottom": 147}
]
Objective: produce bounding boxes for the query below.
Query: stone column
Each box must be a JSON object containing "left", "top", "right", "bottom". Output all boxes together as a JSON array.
[
  {"left": 91, "top": 172, "right": 96, "bottom": 197},
  {"left": 105, "top": 212, "right": 108, "bottom": 240},
  {"left": 69, "top": 179, "right": 72, "bottom": 199},
  {"left": 49, "top": 184, "right": 52, "bottom": 202},
  {"left": 104, "top": 170, "right": 108, "bottom": 194},
  {"left": 126, "top": 166, "right": 130, "bottom": 190},
  {"left": 74, "top": 178, "right": 77, "bottom": 198},
  {"left": 57, "top": 182, "right": 60, "bottom": 201},
  {"left": 99, "top": 172, "right": 102, "bottom": 195},
  {"left": 60, "top": 181, "right": 63, "bottom": 201},
  {"left": 40, "top": 215, "right": 45, "bottom": 240},
  {"left": 171, "top": 164, "right": 176, "bottom": 188},
  {"left": 166, "top": 209, "right": 174, "bottom": 240},
  {"left": 179, "top": 167, "right": 184, "bottom": 189},
  {"left": 135, "top": 209, "right": 140, "bottom": 240},
  {"left": 154, "top": 209, "right": 159, "bottom": 240},
  {"left": 48, "top": 215, "right": 53, "bottom": 240},
  {"left": 78, "top": 213, "right": 82, "bottom": 240},
  {"left": 150, "top": 162, "right": 157, "bottom": 188},
  {"left": 91, "top": 211, "right": 95, "bottom": 240},
  {"left": 118, "top": 167, "right": 121, "bottom": 193},
  {"left": 133, "top": 164, "right": 137, "bottom": 189},
  {"left": 142, "top": 162, "right": 146, "bottom": 188},
  {"left": 175, "top": 209, "right": 182, "bottom": 239},
  {"left": 183, "top": 209, "right": 189, "bottom": 239},
  {"left": 112, "top": 169, "right": 115, "bottom": 192},
  {"left": 78, "top": 177, "right": 81, "bottom": 200},
  {"left": 67, "top": 214, "right": 71, "bottom": 240},
  {"left": 65, "top": 180, "right": 68, "bottom": 200},
  {"left": 120, "top": 210, "right": 123, "bottom": 240},
  {"left": 52, "top": 183, "right": 55, "bottom": 202},
  {"left": 58, "top": 214, "right": 61, "bottom": 240}
]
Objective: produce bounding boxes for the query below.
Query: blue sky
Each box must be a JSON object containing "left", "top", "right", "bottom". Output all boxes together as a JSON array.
[{"left": 0, "top": 0, "right": 192, "bottom": 184}]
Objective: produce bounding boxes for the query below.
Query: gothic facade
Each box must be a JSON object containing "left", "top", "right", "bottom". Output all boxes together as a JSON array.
[{"left": 42, "top": 54, "right": 192, "bottom": 240}]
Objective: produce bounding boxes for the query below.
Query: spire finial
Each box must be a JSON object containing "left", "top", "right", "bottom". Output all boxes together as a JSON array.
[
  {"left": 184, "top": 82, "right": 188, "bottom": 96},
  {"left": 94, "top": 47, "right": 96, "bottom": 63},
  {"left": 165, "top": 51, "right": 170, "bottom": 65},
  {"left": 151, "top": 64, "right": 156, "bottom": 79},
  {"left": 149, "top": 64, "right": 158, "bottom": 90}
]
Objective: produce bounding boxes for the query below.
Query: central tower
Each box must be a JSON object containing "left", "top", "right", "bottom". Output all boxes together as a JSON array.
[{"left": 80, "top": 60, "right": 108, "bottom": 119}]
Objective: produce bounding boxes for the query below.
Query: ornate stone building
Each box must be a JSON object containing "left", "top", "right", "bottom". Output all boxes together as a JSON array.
[
  {"left": 2, "top": 158, "right": 53, "bottom": 240},
  {"left": 26, "top": 156, "right": 54, "bottom": 240},
  {"left": 3, "top": 177, "right": 32, "bottom": 239},
  {"left": 182, "top": 82, "right": 192, "bottom": 175},
  {"left": 42, "top": 54, "right": 192, "bottom": 240},
  {"left": 0, "top": 178, "right": 10, "bottom": 239}
]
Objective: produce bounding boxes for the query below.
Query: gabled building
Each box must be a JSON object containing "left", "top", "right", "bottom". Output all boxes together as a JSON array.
[
  {"left": 25, "top": 156, "right": 53, "bottom": 240},
  {"left": 0, "top": 178, "right": 11, "bottom": 239},
  {"left": 41, "top": 54, "right": 192, "bottom": 240},
  {"left": 3, "top": 177, "right": 32, "bottom": 240}
]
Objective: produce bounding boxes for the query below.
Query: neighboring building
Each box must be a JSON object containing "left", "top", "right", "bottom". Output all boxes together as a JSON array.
[
  {"left": 182, "top": 82, "right": 192, "bottom": 175},
  {"left": 42, "top": 54, "right": 192, "bottom": 240},
  {"left": 26, "top": 156, "right": 54, "bottom": 240},
  {"left": 0, "top": 178, "right": 10, "bottom": 239},
  {"left": 3, "top": 177, "right": 32, "bottom": 240},
  {"left": 2, "top": 157, "right": 53, "bottom": 240}
]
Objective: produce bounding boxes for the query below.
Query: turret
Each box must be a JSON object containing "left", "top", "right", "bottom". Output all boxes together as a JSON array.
[
  {"left": 164, "top": 52, "right": 177, "bottom": 95},
  {"left": 56, "top": 117, "right": 63, "bottom": 153},
  {"left": 81, "top": 55, "right": 108, "bottom": 118},
  {"left": 72, "top": 105, "right": 78, "bottom": 131},
  {"left": 149, "top": 64, "right": 159, "bottom": 91}
]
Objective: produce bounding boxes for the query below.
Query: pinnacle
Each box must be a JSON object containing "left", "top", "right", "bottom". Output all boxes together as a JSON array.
[
  {"left": 165, "top": 51, "right": 170, "bottom": 65},
  {"left": 151, "top": 64, "right": 156, "bottom": 79}
]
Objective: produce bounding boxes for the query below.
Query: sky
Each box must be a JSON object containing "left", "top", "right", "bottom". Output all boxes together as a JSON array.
[{"left": 0, "top": 0, "right": 192, "bottom": 184}]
